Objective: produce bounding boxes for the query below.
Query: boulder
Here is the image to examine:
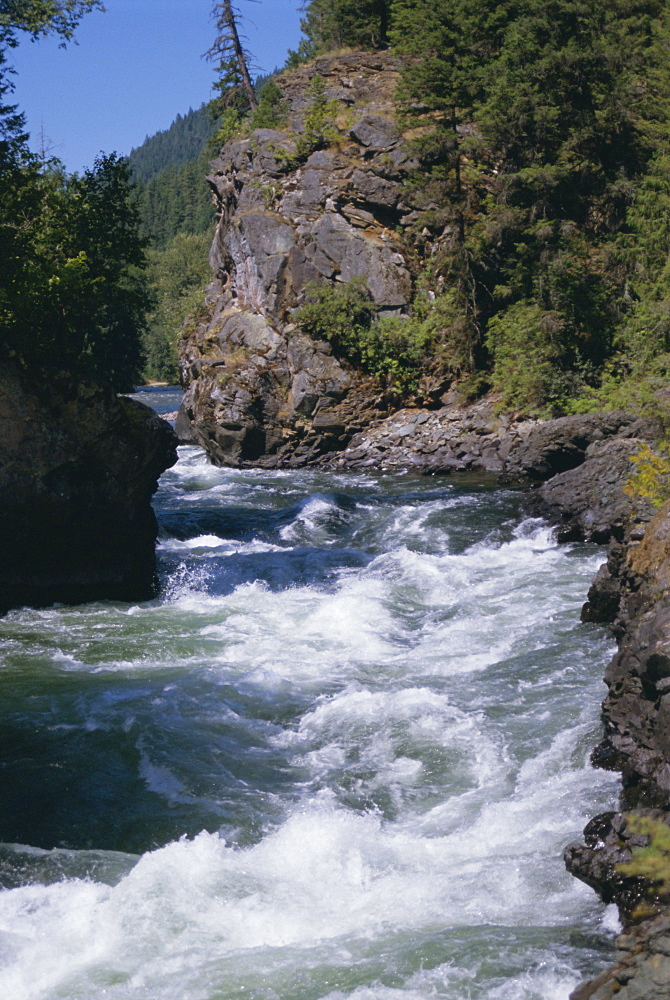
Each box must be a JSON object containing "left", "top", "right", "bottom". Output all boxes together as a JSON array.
[{"left": 0, "top": 364, "right": 177, "bottom": 612}]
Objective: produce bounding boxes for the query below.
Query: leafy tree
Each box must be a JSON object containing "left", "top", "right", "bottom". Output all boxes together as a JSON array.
[
  {"left": 143, "top": 231, "right": 212, "bottom": 382},
  {"left": 2, "top": 153, "right": 150, "bottom": 389},
  {"left": 0, "top": 0, "right": 102, "bottom": 43}
]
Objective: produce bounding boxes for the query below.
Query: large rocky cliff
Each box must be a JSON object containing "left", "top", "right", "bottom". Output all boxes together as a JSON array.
[
  {"left": 0, "top": 363, "right": 177, "bottom": 612},
  {"left": 178, "top": 51, "right": 420, "bottom": 466},
  {"left": 178, "top": 51, "right": 670, "bottom": 995}
]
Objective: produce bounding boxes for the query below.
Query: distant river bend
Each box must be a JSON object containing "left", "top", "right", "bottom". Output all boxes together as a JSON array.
[{"left": 0, "top": 388, "right": 621, "bottom": 1000}]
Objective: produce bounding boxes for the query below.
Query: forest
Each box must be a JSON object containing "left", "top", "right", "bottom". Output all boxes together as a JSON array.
[
  {"left": 4, "top": 0, "right": 670, "bottom": 412},
  {"left": 284, "top": 0, "right": 670, "bottom": 416},
  {"left": 0, "top": 1, "right": 148, "bottom": 391}
]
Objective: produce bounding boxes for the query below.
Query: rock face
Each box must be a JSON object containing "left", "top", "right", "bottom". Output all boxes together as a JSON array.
[
  {"left": 0, "top": 364, "right": 177, "bottom": 612},
  {"left": 179, "top": 52, "right": 417, "bottom": 467},
  {"left": 570, "top": 912, "right": 670, "bottom": 1000},
  {"left": 563, "top": 499, "right": 670, "bottom": 999}
]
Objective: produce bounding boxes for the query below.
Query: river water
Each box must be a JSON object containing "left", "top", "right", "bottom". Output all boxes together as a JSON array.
[{"left": 0, "top": 391, "right": 622, "bottom": 999}]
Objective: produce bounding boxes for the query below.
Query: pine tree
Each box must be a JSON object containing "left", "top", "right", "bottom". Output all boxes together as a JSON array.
[
  {"left": 299, "top": 0, "right": 391, "bottom": 52},
  {"left": 207, "top": 1, "right": 257, "bottom": 113}
]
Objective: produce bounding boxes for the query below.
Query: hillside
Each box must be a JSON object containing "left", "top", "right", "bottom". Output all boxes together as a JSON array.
[
  {"left": 129, "top": 104, "right": 214, "bottom": 183},
  {"left": 128, "top": 106, "right": 217, "bottom": 382}
]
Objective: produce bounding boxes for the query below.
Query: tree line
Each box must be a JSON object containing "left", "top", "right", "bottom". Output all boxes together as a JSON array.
[
  {"left": 6, "top": 0, "right": 670, "bottom": 412},
  {"left": 0, "top": 1, "right": 147, "bottom": 391},
  {"left": 291, "top": 0, "right": 670, "bottom": 414}
]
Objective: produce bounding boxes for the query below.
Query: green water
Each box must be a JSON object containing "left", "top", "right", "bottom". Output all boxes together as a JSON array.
[{"left": 0, "top": 429, "right": 620, "bottom": 999}]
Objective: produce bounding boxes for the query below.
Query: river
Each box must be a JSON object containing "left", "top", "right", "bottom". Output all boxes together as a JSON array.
[{"left": 0, "top": 389, "right": 621, "bottom": 999}]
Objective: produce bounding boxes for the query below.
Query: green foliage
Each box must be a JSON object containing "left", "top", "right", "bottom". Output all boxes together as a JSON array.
[
  {"left": 134, "top": 152, "right": 214, "bottom": 250},
  {"left": 294, "top": 278, "right": 439, "bottom": 395},
  {"left": 624, "top": 444, "right": 670, "bottom": 507},
  {"left": 1, "top": 151, "right": 149, "bottom": 390},
  {"left": 142, "top": 231, "right": 212, "bottom": 382},
  {"left": 383, "top": 0, "right": 670, "bottom": 413},
  {"left": 0, "top": 0, "right": 151, "bottom": 391},
  {"left": 299, "top": 0, "right": 390, "bottom": 54},
  {"left": 0, "top": 0, "right": 102, "bottom": 43},
  {"left": 129, "top": 104, "right": 215, "bottom": 184},
  {"left": 294, "top": 278, "right": 375, "bottom": 352},
  {"left": 486, "top": 302, "right": 562, "bottom": 413},
  {"left": 249, "top": 78, "right": 288, "bottom": 130},
  {"left": 129, "top": 104, "right": 218, "bottom": 382},
  {"left": 617, "top": 815, "right": 670, "bottom": 911},
  {"left": 284, "top": 38, "right": 316, "bottom": 69},
  {"left": 295, "top": 74, "right": 338, "bottom": 159}
]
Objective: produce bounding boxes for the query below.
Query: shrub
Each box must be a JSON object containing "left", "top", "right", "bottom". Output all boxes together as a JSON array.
[
  {"left": 617, "top": 815, "right": 670, "bottom": 918},
  {"left": 486, "top": 301, "right": 562, "bottom": 413},
  {"left": 624, "top": 444, "right": 670, "bottom": 508},
  {"left": 294, "top": 278, "right": 428, "bottom": 393}
]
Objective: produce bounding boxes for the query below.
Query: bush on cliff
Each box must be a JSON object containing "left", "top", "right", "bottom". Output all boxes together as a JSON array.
[{"left": 294, "top": 278, "right": 476, "bottom": 395}]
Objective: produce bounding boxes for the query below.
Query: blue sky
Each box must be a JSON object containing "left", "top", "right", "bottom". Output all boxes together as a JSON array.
[{"left": 11, "top": 0, "right": 304, "bottom": 172}]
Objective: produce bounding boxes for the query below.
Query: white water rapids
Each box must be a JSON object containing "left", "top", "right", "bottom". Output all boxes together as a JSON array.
[{"left": 0, "top": 430, "right": 621, "bottom": 999}]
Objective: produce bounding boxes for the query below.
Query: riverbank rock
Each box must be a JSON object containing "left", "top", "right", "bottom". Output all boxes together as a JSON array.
[
  {"left": 179, "top": 47, "right": 657, "bottom": 550},
  {"left": 178, "top": 51, "right": 415, "bottom": 467},
  {"left": 569, "top": 912, "right": 670, "bottom": 1000},
  {"left": 566, "top": 500, "right": 670, "bottom": 997},
  {"left": 0, "top": 364, "right": 178, "bottom": 612}
]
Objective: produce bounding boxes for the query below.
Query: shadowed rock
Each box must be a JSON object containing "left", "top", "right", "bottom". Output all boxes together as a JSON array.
[{"left": 0, "top": 364, "right": 177, "bottom": 612}]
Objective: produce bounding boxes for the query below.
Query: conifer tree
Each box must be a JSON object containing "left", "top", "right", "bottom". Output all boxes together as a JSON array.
[
  {"left": 207, "top": 0, "right": 257, "bottom": 112},
  {"left": 299, "top": 0, "right": 391, "bottom": 52}
]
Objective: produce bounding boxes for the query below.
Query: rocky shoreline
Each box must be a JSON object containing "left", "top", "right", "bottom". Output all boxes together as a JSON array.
[
  {"left": 561, "top": 492, "right": 670, "bottom": 999},
  {"left": 173, "top": 43, "right": 670, "bottom": 993}
]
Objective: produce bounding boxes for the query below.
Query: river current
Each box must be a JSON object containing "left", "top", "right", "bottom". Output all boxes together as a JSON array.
[{"left": 0, "top": 390, "right": 622, "bottom": 999}]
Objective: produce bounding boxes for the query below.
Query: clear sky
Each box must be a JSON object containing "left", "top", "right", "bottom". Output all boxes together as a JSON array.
[{"left": 10, "top": 0, "right": 304, "bottom": 173}]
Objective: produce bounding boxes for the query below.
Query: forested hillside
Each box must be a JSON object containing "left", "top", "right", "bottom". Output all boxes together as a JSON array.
[
  {"left": 282, "top": 0, "right": 670, "bottom": 417},
  {"left": 128, "top": 107, "right": 216, "bottom": 382},
  {"left": 129, "top": 105, "right": 214, "bottom": 183}
]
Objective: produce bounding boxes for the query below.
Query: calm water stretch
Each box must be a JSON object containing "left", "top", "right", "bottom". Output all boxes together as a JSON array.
[{"left": 0, "top": 389, "right": 622, "bottom": 999}]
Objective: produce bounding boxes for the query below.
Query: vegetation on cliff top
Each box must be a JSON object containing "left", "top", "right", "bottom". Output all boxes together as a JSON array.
[{"left": 286, "top": 0, "right": 670, "bottom": 417}]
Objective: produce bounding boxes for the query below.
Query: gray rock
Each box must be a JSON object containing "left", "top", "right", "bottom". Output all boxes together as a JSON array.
[
  {"left": 350, "top": 114, "right": 399, "bottom": 149},
  {"left": 351, "top": 168, "right": 400, "bottom": 208}
]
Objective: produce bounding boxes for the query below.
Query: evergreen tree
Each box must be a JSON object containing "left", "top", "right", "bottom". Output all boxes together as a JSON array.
[
  {"left": 129, "top": 104, "right": 215, "bottom": 184},
  {"left": 207, "top": 0, "right": 257, "bottom": 112},
  {"left": 299, "top": 0, "right": 391, "bottom": 52}
]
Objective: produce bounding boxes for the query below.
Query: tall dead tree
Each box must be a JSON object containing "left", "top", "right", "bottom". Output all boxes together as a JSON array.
[{"left": 207, "top": 0, "right": 257, "bottom": 112}]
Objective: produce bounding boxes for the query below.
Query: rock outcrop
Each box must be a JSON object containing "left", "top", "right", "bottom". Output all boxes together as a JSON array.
[
  {"left": 564, "top": 498, "right": 670, "bottom": 998},
  {"left": 0, "top": 364, "right": 177, "bottom": 612},
  {"left": 178, "top": 51, "right": 420, "bottom": 466}
]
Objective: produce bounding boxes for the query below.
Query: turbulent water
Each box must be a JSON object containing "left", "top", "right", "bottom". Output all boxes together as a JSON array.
[{"left": 0, "top": 392, "right": 622, "bottom": 1000}]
